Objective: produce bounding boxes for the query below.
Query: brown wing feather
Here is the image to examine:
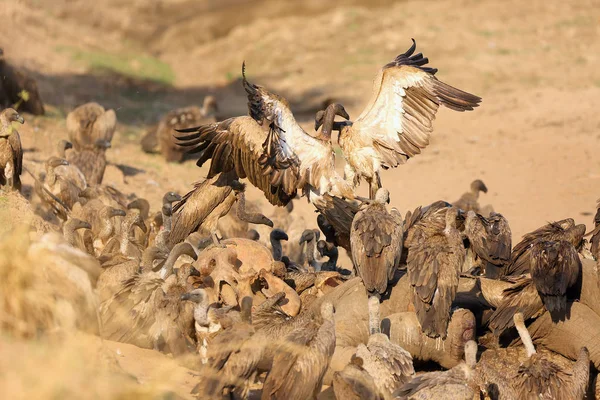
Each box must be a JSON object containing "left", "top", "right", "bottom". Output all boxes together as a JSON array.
[
  {"left": 315, "top": 194, "right": 360, "bottom": 253},
  {"left": 175, "top": 117, "right": 294, "bottom": 206},
  {"left": 406, "top": 211, "right": 464, "bottom": 338},
  {"left": 350, "top": 203, "right": 402, "bottom": 294},
  {"left": 487, "top": 275, "right": 544, "bottom": 336},
  {"left": 530, "top": 240, "right": 581, "bottom": 318}
]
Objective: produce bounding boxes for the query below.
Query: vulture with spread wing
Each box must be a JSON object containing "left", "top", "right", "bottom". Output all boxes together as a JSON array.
[
  {"left": 317, "top": 39, "right": 481, "bottom": 199},
  {"left": 176, "top": 64, "right": 353, "bottom": 207}
]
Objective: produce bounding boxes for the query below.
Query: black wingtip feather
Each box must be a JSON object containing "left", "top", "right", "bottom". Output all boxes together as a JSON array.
[{"left": 386, "top": 39, "right": 440, "bottom": 75}]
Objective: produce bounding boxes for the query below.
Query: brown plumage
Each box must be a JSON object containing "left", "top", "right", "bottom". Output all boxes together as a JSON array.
[
  {"left": 333, "top": 356, "right": 383, "bottom": 400},
  {"left": 157, "top": 97, "right": 218, "bottom": 162},
  {"left": 453, "top": 179, "right": 488, "bottom": 213},
  {"left": 169, "top": 175, "right": 272, "bottom": 247},
  {"left": 356, "top": 296, "right": 414, "bottom": 399},
  {"left": 261, "top": 301, "right": 336, "bottom": 400},
  {"left": 505, "top": 218, "right": 586, "bottom": 276},
  {"left": 463, "top": 210, "right": 511, "bottom": 277},
  {"left": 350, "top": 188, "right": 403, "bottom": 295},
  {"left": 488, "top": 240, "right": 581, "bottom": 335},
  {"left": 315, "top": 194, "right": 360, "bottom": 253},
  {"left": 34, "top": 156, "right": 71, "bottom": 219},
  {"left": 0, "top": 108, "right": 24, "bottom": 190},
  {"left": 54, "top": 140, "right": 87, "bottom": 193},
  {"left": 100, "top": 209, "right": 148, "bottom": 261},
  {"left": 394, "top": 341, "right": 478, "bottom": 400},
  {"left": 406, "top": 206, "right": 465, "bottom": 338},
  {"left": 62, "top": 218, "right": 92, "bottom": 252},
  {"left": 66, "top": 138, "right": 111, "bottom": 185},
  {"left": 317, "top": 40, "right": 481, "bottom": 199},
  {"left": 478, "top": 313, "right": 589, "bottom": 400},
  {"left": 99, "top": 243, "right": 199, "bottom": 352},
  {"left": 175, "top": 63, "right": 353, "bottom": 206},
  {"left": 0, "top": 50, "right": 44, "bottom": 115},
  {"left": 66, "top": 102, "right": 116, "bottom": 151},
  {"left": 193, "top": 296, "right": 262, "bottom": 399}
]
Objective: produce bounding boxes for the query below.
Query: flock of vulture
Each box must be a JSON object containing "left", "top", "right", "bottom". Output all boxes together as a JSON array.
[{"left": 2, "top": 40, "right": 600, "bottom": 400}]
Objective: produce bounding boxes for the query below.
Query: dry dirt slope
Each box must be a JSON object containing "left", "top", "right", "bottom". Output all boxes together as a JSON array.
[{"left": 0, "top": 0, "right": 599, "bottom": 395}]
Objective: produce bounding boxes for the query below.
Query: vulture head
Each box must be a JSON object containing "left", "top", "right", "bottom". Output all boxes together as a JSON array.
[
  {"left": 299, "top": 229, "right": 319, "bottom": 245},
  {"left": 470, "top": 179, "right": 488, "bottom": 194},
  {"left": 93, "top": 138, "right": 111, "bottom": 150},
  {"left": 127, "top": 198, "right": 150, "bottom": 219},
  {"left": 1, "top": 108, "right": 25, "bottom": 127},
  {"left": 181, "top": 288, "right": 209, "bottom": 303},
  {"left": 162, "top": 191, "right": 182, "bottom": 205},
  {"left": 374, "top": 188, "right": 391, "bottom": 204},
  {"left": 46, "top": 156, "right": 69, "bottom": 170},
  {"left": 270, "top": 228, "right": 289, "bottom": 243},
  {"left": 315, "top": 103, "right": 350, "bottom": 136}
]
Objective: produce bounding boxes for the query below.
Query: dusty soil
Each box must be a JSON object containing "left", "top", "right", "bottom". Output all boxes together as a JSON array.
[{"left": 1, "top": 0, "right": 599, "bottom": 395}]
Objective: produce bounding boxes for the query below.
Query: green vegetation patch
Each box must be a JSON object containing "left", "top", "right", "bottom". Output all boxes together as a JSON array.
[{"left": 56, "top": 46, "right": 175, "bottom": 85}]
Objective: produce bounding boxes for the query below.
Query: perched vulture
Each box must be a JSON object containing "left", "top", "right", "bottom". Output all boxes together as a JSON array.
[
  {"left": 505, "top": 218, "right": 586, "bottom": 277},
  {"left": 0, "top": 108, "right": 24, "bottom": 190},
  {"left": 463, "top": 210, "right": 512, "bottom": 277},
  {"left": 176, "top": 63, "right": 353, "bottom": 206},
  {"left": 350, "top": 188, "right": 403, "bottom": 296},
  {"left": 406, "top": 206, "right": 465, "bottom": 338},
  {"left": 316, "top": 39, "right": 481, "bottom": 199},
  {"left": 66, "top": 102, "right": 116, "bottom": 151},
  {"left": 66, "top": 138, "right": 111, "bottom": 185},
  {"left": 453, "top": 179, "right": 488, "bottom": 213}
]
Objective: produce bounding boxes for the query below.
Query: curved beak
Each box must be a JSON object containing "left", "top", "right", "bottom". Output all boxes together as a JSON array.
[
  {"left": 180, "top": 293, "right": 191, "bottom": 301},
  {"left": 189, "top": 267, "right": 201, "bottom": 277},
  {"left": 136, "top": 219, "right": 148, "bottom": 233},
  {"left": 80, "top": 221, "right": 92, "bottom": 230},
  {"left": 315, "top": 110, "right": 325, "bottom": 131},
  {"left": 111, "top": 209, "right": 127, "bottom": 218},
  {"left": 299, "top": 230, "right": 314, "bottom": 245},
  {"left": 16, "top": 114, "right": 24, "bottom": 124}
]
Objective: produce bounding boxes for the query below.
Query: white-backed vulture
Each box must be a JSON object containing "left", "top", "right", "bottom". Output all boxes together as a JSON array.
[
  {"left": 62, "top": 217, "right": 92, "bottom": 252},
  {"left": 317, "top": 240, "right": 339, "bottom": 272},
  {"left": 505, "top": 218, "right": 586, "bottom": 276},
  {"left": 488, "top": 240, "right": 581, "bottom": 335},
  {"left": 192, "top": 296, "right": 262, "bottom": 399},
  {"left": 157, "top": 97, "right": 218, "bottom": 162},
  {"left": 0, "top": 107, "right": 24, "bottom": 190},
  {"left": 175, "top": 63, "right": 353, "bottom": 207},
  {"left": 66, "top": 102, "right": 116, "bottom": 151},
  {"left": 34, "top": 156, "right": 70, "bottom": 219},
  {"left": 54, "top": 139, "right": 86, "bottom": 185},
  {"left": 299, "top": 229, "right": 322, "bottom": 271},
  {"left": 394, "top": 341, "right": 478, "bottom": 399},
  {"left": 169, "top": 174, "right": 272, "bottom": 247},
  {"left": 270, "top": 228, "right": 288, "bottom": 261},
  {"left": 355, "top": 296, "right": 414, "bottom": 399},
  {"left": 261, "top": 301, "right": 336, "bottom": 400},
  {"left": 463, "top": 210, "right": 511, "bottom": 277},
  {"left": 66, "top": 138, "right": 111, "bottom": 185},
  {"left": 316, "top": 40, "right": 481, "bottom": 199},
  {"left": 477, "top": 313, "right": 589, "bottom": 400},
  {"left": 126, "top": 197, "right": 151, "bottom": 247},
  {"left": 406, "top": 206, "right": 465, "bottom": 338},
  {"left": 315, "top": 194, "right": 360, "bottom": 254},
  {"left": 99, "top": 243, "right": 199, "bottom": 351},
  {"left": 453, "top": 179, "right": 488, "bottom": 213},
  {"left": 350, "top": 188, "right": 403, "bottom": 296},
  {"left": 100, "top": 209, "right": 147, "bottom": 261}
]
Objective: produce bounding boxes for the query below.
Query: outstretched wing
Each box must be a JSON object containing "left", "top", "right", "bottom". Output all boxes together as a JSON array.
[
  {"left": 351, "top": 39, "right": 481, "bottom": 168},
  {"left": 175, "top": 116, "right": 294, "bottom": 206},
  {"left": 242, "top": 64, "right": 351, "bottom": 198}
]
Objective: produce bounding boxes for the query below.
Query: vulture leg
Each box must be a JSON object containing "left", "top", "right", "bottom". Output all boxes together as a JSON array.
[
  {"left": 235, "top": 191, "right": 274, "bottom": 227},
  {"left": 368, "top": 173, "right": 383, "bottom": 200},
  {"left": 210, "top": 230, "right": 226, "bottom": 248}
]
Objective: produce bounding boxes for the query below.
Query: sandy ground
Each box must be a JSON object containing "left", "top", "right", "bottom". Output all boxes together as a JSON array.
[{"left": 1, "top": 0, "right": 599, "bottom": 394}]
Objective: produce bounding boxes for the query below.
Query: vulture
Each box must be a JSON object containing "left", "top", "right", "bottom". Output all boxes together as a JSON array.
[
  {"left": 66, "top": 102, "right": 116, "bottom": 151},
  {"left": 316, "top": 39, "right": 481, "bottom": 198},
  {"left": 66, "top": 138, "right": 111, "bottom": 185},
  {"left": 54, "top": 140, "right": 87, "bottom": 193},
  {"left": 176, "top": 63, "right": 353, "bottom": 207},
  {"left": 350, "top": 188, "right": 403, "bottom": 297},
  {"left": 168, "top": 174, "right": 272, "bottom": 247},
  {"left": 0, "top": 107, "right": 24, "bottom": 190},
  {"left": 406, "top": 205, "right": 465, "bottom": 338},
  {"left": 463, "top": 210, "right": 512, "bottom": 277},
  {"left": 505, "top": 218, "right": 586, "bottom": 277},
  {"left": 453, "top": 179, "right": 488, "bottom": 213},
  {"left": 315, "top": 194, "right": 360, "bottom": 254},
  {"left": 35, "top": 156, "right": 72, "bottom": 219},
  {"left": 157, "top": 97, "right": 218, "bottom": 162},
  {"left": 488, "top": 240, "right": 581, "bottom": 335}
]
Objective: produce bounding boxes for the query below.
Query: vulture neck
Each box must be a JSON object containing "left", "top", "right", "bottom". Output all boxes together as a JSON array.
[
  {"left": 45, "top": 166, "right": 58, "bottom": 186},
  {"left": 63, "top": 222, "right": 80, "bottom": 247},
  {"left": 368, "top": 296, "right": 381, "bottom": 335},
  {"left": 515, "top": 319, "right": 536, "bottom": 358},
  {"left": 140, "top": 247, "right": 162, "bottom": 271},
  {"left": 159, "top": 244, "right": 193, "bottom": 280},
  {"left": 271, "top": 237, "right": 284, "bottom": 262},
  {"left": 98, "top": 216, "right": 115, "bottom": 242}
]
